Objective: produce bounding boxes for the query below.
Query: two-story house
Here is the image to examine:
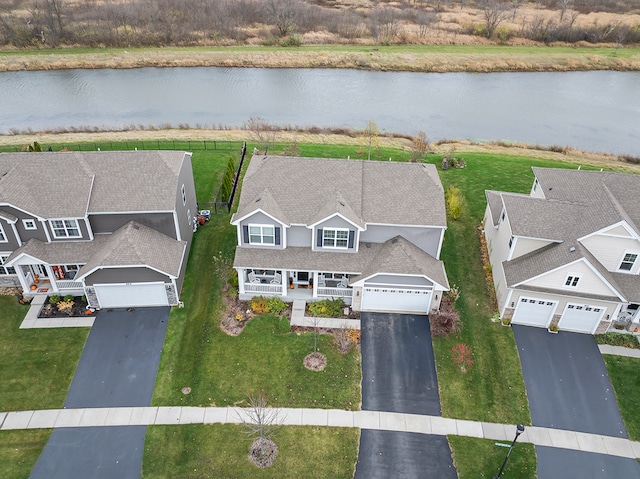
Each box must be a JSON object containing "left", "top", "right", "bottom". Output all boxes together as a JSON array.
[
  {"left": 0, "top": 150, "right": 197, "bottom": 309},
  {"left": 231, "top": 155, "right": 449, "bottom": 315},
  {"left": 484, "top": 167, "right": 640, "bottom": 334}
]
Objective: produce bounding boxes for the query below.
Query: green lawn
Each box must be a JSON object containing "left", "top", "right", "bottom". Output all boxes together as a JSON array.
[
  {"left": 449, "top": 436, "right": 537, "bottom": 479},
  {"left": 143, "top": 424, "right": 359, "bottom": 479},
  {"left": 0, "top": 296, "right": 88, "bottom": 411},
  {"left": 603, "top": 355, "right": 640, "bottom": 441},
  {"left": 0, "top": 430, "right": 52, "bottom": 479}
]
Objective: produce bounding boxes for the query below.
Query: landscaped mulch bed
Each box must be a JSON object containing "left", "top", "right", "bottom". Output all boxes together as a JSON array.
[{"left": 38, "top": 296, "right": 93, "bottom": 318}]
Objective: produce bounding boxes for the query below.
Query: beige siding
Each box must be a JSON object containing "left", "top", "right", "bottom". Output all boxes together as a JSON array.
[
  {"left": 522, "top": 260, "right": 618, "bottom": 297},
  {"left": 484, "top": 205, "right": 512, "bottom": 311},
  {"left": 511, "top": 237, "right": 554, "bottom": 259},
  {"left": 581, "top": 234, "right": 640, "bottom": 274},
  {"left": 493, "top": 258, "right": 509, "bottom": 311},
  {"left": 530, "top": 179, "right": 545, "bottom": 199},
  {"left": 509, "top": 289, "right": 617, "bottom": 324},
  {"left": 605, "top": 225, "right": 634, "bottom": 237}
]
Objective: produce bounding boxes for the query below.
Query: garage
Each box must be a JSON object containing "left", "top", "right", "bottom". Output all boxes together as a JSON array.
[
  {"left": 512, "top": 297, "right": 557, "bottom": 327},
  {"left": 361, "top": 287, "right": 432, "bottom": 314},
  {"left": 558, "top": 303, "right": 604, "bottom": 334},
  {"left": 94, "top": 283, "right": 169, "bottom": 309}
]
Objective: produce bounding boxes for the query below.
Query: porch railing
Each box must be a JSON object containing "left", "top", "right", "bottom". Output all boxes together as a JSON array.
[
  {"left": 318, "top": 287, "right": 353, "bottom": 298},
  {"left": 244, "top": 283, "right": 282, "bottom": 294},
  {"left": 57, "top": 280, "right": 84, "bottom": 290}
]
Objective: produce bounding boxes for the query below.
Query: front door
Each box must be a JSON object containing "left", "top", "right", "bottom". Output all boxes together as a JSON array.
[{"left": 31, "top": 264, "right": 48, "bottom": 278}]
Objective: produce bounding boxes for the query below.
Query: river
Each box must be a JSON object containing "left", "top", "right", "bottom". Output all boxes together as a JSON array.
[{"left": 1, "top": 67, "right": 638, "bottom": 155}]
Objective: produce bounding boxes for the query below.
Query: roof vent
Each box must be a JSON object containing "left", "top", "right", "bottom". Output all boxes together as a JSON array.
[
  {"left": 255, "top": 197, "right": 261, "bottom": 203},
  {"left": 391, "top": 238, "right": 398, "bottom": 244},
  {"left": 365, "top": 243, "right": 371, "bottom": 248},
  {"left": 569, "top": 246, "right": 576, "bottom": 252},
  {"left": 339, "top": 201, "right": 345, "bottom": 207},
  {"left": 133, "top": 224, "right": 140, "bottom": 230}
]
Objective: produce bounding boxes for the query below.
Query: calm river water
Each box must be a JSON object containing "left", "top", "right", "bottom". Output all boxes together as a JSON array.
[{"left": 1, "top": 67, "right": 638, "bottom": 154}]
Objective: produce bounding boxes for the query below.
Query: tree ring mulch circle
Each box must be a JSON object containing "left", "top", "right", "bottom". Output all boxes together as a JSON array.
[
  {"left": 249, "top": 437, "right": 278, "bottom": 468},
  {"left": 303, "top": 352, "right": 327, "bottom": 371},
  {"left": 182, "top": 387, "right": 191, "bottom": 394}
]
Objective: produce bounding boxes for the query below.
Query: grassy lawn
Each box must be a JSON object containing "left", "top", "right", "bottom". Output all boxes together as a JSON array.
[
  {"left": 602, "top": 355, "right": 640, "bottom": 441},
  {"left": 449, "top": 436, "right": 537, "bottom": 479},
  {"left": 423, "top": 152, "right": 605, "bottom": 424},
  {"left": 0, "top": 430, "right": 52, "bottom": 479},
  {"left": 0, "top": 296, "right": 88, "bottom": 411},
  {"left": 143, "top": 424, "right": 358, "bottom": 479}
]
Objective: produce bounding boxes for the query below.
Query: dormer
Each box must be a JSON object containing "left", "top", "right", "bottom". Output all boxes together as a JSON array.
[{"left": 309, "top": 194, "right": 365, "bottom": 254}]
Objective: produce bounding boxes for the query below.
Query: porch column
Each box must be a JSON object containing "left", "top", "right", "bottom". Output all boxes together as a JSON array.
[
  {"left": 312, "top": 271, "right": 318, "bottom": 299},
  {"left": 281, "top": 270, "right": 288, "bottom": 297},
  {"left": 237, "top": 268, "right": 245, "bottom": 294},
  {"left": 15, "top": 265, "right": 30, "bottom": 294},
  {"left": 44, "top": 264, "right": 59, "bottom": 293}
]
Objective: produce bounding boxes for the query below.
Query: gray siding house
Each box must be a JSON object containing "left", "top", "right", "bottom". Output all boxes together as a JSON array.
[
  {"left": 231, "top": 155, "right": 449, "bottom": 315},
  {"left": 484, "top": 167, "right": 640, "bottom": 334},
  {"left": 0, "top": 150, "right": 197, "bottom": 309}
]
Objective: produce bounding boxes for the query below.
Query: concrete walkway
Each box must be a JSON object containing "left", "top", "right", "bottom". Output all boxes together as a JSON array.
[
  {"left": 1, "top": 406, "right": 638, "bottom": 460},
  {"left": 19, "top": 295, "right": 95, "bottom": 329},
  {"left": 290, "top": 300, "right": 361, "bottom": 330},
  {"left": 598, "top": 344, "right": 640, "bottom": 358}
]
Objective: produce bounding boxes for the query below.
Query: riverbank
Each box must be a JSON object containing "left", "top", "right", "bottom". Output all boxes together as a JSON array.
[
  {"left": 1, "top": 44, "right": 639, "bottom": 73},
  {"left": 1, "top": 129, "right": 638, "bottom": 174}
]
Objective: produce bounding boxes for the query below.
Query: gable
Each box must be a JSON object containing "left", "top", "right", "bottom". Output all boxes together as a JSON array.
[
  {"left": 517, "top": 259, "right": 622, "bottom": 299},
  {"left": 605, "top": 224, "right": 635, "bottom": 238},
  {"left": 580, "top": 234, "right": 640, "bottom": 274}
]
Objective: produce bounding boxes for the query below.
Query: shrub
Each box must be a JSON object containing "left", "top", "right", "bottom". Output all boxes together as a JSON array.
[
  {"left": 447, "top": 284, "right": 461, "bottom": 302},
  {"left": 430, "top": 297, "right": 460, "bottom": 337},
  {"left": 595, "top": 332, "right": 640, "bottom": 349},
  {"left": 57, "top": 300, "right": 74, "bottom": 311},
  {"left": 279, "top": 34, "right": 302, "bottom": 47},
  {"left": 267, "top": 296, "right": 287, "bottom": 314},
  {"left": 228, "top": 269, "right": 239, "bottom": 288},
  {"left": 49, "top": 295, "right": 61, "bottom": 304},
  {"left": 445, "top": 185, "right": 464, "bottom": 220},
  {"left": 220, "top": 155, "right": 236, "bottom": 202},
  {"left": 451, "top": 343, "right": 474, "bottom": 372},
  {"left": 63, "top": 294, "right": 75, "bottom": 302},
  {"left": 308, "top": 298, "right": 345, "bottom": 317},
  {"left": 250, "top": 296, "right": 270, "bottom": 314},
  {"left": 278, "top": 315, "right": 291, "bottom": 333}
]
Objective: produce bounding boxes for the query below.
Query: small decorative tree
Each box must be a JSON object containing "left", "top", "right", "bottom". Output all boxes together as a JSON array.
[
  {"left": 451, "top": 343, "right": 475, "bottom": 372},
  {"left": 240, "top": 392, "right": 283, "bottom": 469},
  {"left": 304, "top": 316, "right": 327, "bottom": 371}
]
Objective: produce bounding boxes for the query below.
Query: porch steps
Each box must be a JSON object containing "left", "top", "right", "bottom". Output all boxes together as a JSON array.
[{"left": 290, "top": 300, "right": 360, "bottom": 330}]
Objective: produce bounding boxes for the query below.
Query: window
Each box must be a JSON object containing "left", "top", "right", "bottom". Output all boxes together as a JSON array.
[
  {"left": 323, "top": 228, "right": 349, "bottom": 249},
  {"left": 50, "top": 219, "right": 81, "bottom": 238},
  {"left": 248, "top": 225, "right": 275, "bottom": 245},
  {"left": 619, "top": 253, "right": 638, "bottom": 272},
  {"left": 0, "top": 255, "right": 15, "bottom": 275},
  {"left": 181, "top": 184, "right": 187, "bottom": 205},
  {"left": 533, "top": 178, "right": 538, "bottom": 192},
  {"left": 0, "top": 223, "right": 6, "bottom": 243},
  {"left": 500, "top": 210, "right": 506, "bottom": 222},
  {"left": 508, "top": 236, "right": 514, "bottom": 249},
  {"left": 22, "top": 219, "right": 37, "bottom": 230},
  {"left": 565, "top": 275, "right": 580, "bottom": 287}
]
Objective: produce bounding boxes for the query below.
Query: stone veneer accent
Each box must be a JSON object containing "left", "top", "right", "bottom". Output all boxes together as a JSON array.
[
  {"left": 595, "top": 320, "right": 612, "bottom": 335},
  {"left": 549, "top": 314, "right": 561, "bottom": 329},
  {"left": 0, "top": 276, "right": 20, "bottom": 287},
  {"left": 84, "top": 286, "right": 99, "bottom": 309},
  {"left": 165, "top": 284, "right": 177, "bottom": 305},
  {"left": 502, "top": 308, "right": 514, "bottom": 320}
]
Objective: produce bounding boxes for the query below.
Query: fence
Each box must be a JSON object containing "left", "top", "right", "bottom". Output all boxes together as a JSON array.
[
  {"left": 0, "top": 140, "right": 239, "bottom": 153},
  {"left": 213, "top": 141, "right": 247, "bottom": 214}
]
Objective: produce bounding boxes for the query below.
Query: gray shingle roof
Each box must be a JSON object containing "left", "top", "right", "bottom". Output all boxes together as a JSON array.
[
  {"left": 0, "top": 151, "right": 187, "bottom": 218},
  {"left": 6, "top": 237, "right": 107, "bottom": 265},
  {"left": 233, "top": 236, "right": 449, "bottom": 290},
  {"left": 233, "top": 156, "right": 446, "bottom": 228},
  {"left": 498, "top": 168, "right": 640, "bottom": 302}
]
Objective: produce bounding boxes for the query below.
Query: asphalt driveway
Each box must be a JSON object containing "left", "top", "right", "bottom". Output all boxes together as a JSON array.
[
  {"left": 355, "top": 312, "right": 457, "bottom": 479},
  {"left": 30, "top": 307, "right": 170, "bottom": 479},
  {"left": 513, "top": 325, "right": 640, "bottom": 479},
  {"left": 513, "top": 325, "right": 626, "bottom": 437}
]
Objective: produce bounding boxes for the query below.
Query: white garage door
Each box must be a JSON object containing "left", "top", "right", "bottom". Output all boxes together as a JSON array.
[
  {"left": 512, "top": 297, "right": 557, "bottom": 327},
  {"left": 558, "top": 303, "right": 604, "bottom": 334},
  {"left": 361, "top": 287, "right": 432, "bottom": 314},
  {"left": 94, "top": 283, "right": 169, "bottom": 308}
]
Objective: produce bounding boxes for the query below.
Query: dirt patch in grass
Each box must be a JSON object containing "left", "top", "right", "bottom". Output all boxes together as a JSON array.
[
  {"left": 219, "top": 297, "right": 255, "bottom": 336},
  {"left": 303, "top": 352, "right": 327, "bottom": 371}
]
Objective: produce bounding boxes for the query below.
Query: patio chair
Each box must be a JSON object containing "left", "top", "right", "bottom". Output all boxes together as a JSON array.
[
  {"left": 248, "top": 271, "right": 260, "bottom": 283},
  {"left": 270, "top": 272, "right": 282, "bottom": 285},
  {"left": 317, "top": 274, "right": 326, "bottom": 287},
  {"left": 337, "top": 277, "right": 348, "bottom": 288}
]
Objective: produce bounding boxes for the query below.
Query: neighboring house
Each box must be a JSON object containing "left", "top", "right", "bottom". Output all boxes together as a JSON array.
[
  {"left": 484, "top": 167, "right": 640, "bottom": 334},
  {"left": 231, "top": 155, "right": 449, "bottom": 315},
  {"left": 0, "top": 150, "right": 197, "bottom": 309}
]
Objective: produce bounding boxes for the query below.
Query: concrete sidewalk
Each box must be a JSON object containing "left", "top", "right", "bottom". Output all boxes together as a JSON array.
[
  {"left": 598, "top": 344, "right": 640, "bottom": 358},
  {"left": 290, "top": 300, "right": 361, "bottom": 330},
  {"left": 2, "top": 406, "right": 638, "bottom": 460},
  {"left": 19, "top": 295, "right": 95, "bottom": 329}
]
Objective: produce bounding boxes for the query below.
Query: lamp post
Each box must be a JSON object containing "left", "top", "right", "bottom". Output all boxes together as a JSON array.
[{"left": 493, "top": 424, "right": 525, "bottom": 479}]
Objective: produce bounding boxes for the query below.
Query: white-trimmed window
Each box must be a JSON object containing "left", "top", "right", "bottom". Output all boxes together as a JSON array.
[
  {"left": 0, "top": 223, "right": 6, "bottom": 243},
  {"left": 0, "top": 254, "right": 15, "bottom": 275},
  {"left": 323, "top": 228, "right": 349, "bottom": 249},
  {"left": 500, "top": 210, "right": 506, "bottom": 222},
  {"left": 181, "top": 184, "right": 187, "bottom": 205},
  {"left": 248, "top": 224, "right": 275, "bottom": 245},
  {"left": 619, "top": 253, "right": 638, "bottom": 272},
  {"left": 564, "top": 275, "right": 580, "bottom": 287},
  {"left": 508, "top": 235, "right": 514, "bottom": 249},
  {"left": 533, "top": 178, "right": 539, "bottom": 192},
  {"left": 22, "top": 219, "right": 37, "bottom": 230},
  {"left": 50, "top": 219, "right": 81, "bottom": 238}
]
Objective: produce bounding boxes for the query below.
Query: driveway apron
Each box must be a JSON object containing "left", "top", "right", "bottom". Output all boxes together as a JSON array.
[
  {"left": 30, "top": 307, "right": 170, "bottom": 479},
  {"left": 355, "top": 313, "right": 457, "bottom": 479},
  {"left": 513, "top": 325, "right": 640, "bottom": 479}
]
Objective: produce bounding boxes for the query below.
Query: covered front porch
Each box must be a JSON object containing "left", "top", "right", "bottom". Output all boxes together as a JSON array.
[
  {"left": 238, "top": 268, "right": 353, "bottom": 304},
  {"left": 15, "top": 263, "right": 85, "bottom": 297}
]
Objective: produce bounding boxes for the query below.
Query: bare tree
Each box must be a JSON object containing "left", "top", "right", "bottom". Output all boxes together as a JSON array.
[
  {"left": 410, "top": 130, "right": 430, "bottom": 162},
  {"left": 480, "top": 0, "right": 510, "bottom": 39},
  {"left": 245, "top": 117, "right": 278, "bottom": 153},
  {"left": 239, "top": 391, "right": 283, "bottom": 469},
  {"left": 264, "top": 0, "right": 300, "bottom": 37},
  {"left": 361, "top": 120, "right": 380, "bottom": 161},
  {"left": 415, "top": 10, "right": 437, "bottom": 38},
  {"left": 558, "top": 0, "right": 571, "bottom": 22}
]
